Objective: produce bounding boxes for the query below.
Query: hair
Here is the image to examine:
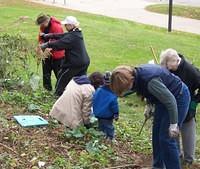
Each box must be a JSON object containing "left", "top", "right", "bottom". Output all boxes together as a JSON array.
[
  {"left": 35, "top": 13, "right": 50, "bottom": 25},
  {"left": 160, "top": 48, "right": 180, "bottom": 67},
  {"left": 111, "top": 65, "right": 134, "bottom": 96},
  {"left": 89, "top": 72, "right": 104, "bottom": 90}
]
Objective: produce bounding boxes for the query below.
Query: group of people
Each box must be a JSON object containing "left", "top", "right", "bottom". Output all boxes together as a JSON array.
[
  {"left": 36, "top": 14, "right": 200, "bottom": 169},
  {"left": 36, "top": 14, "right": 89, "bottom": 96}
]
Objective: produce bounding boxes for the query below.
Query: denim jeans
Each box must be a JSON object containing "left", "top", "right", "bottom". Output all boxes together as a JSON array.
[
  {"left": 98, "top": 119, "right": 114, "bottom": 139},
  {"left": 152, "top": 84, "right": 190, "bottom": 169}
]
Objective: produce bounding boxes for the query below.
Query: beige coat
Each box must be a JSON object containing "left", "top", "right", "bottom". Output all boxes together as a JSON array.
[{"left": 49, "top": 79, "right": 95, "bottom": 129}]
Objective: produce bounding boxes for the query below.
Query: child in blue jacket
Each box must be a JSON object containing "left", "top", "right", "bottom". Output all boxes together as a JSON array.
[{"left": 93, "top": 71, "right": 119, "bottom": 140}]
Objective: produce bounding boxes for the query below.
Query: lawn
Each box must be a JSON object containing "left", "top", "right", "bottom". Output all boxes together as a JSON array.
[
  {"left": 0, "top": 0, "right": 200, "bottom": 168},
  {"left": 146, "top": 4, "right": 200, "bottom": 20}
]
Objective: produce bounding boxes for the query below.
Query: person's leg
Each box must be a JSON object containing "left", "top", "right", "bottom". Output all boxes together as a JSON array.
[
  {"left": 153, "top": 84, "right": 190, "bottom": 169},
  {"left": 54, "top": 67, "right": 77, "bottom": 96},
  {"left": 98, "top": 119, "right": 107, "bottom": 137},
  {"left": 152, "top": 104, "right": 164, "bottom": 169},
  {"left": 158, "top": 106, "right": 181, "bottom": 169},
  {"left": 162, "top": 85, "right": 190, "bottom": 169},
  {"left": 159, "top": 84, "right": 190, "bottom": 169},
  {"left": 176, "top": 84, "right": 190, "bottom": 128},
  {"left": 55, "top": 65, "right": 89, "bottom": 96},
  {"left": 42, "top": 58, "right": 52, "bottom": 91},
  {"left": 104, "top": 120, "right": 114, "bottom": 140},
  {"left": 52, "top": 58, "right": 63, "bottom": 79},
  {"left": 181, "top": 118, "right": 196, "bottom": 164},
  {"left": 98, "top": 119, "right": 114, "bottom": 139}
]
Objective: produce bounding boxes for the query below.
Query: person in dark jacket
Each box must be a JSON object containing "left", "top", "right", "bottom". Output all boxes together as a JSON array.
[
  {"left": 36, "top": 14, "right": 65, "bottom": 91},
  {"left": 160, "top": 48, "right": 200, "bottom": 165},
  {"left": 111, "top": 65, "right": 190, "bottom": 169},
  {"left": 93, "top": 71, "right": 119, "bottom": 140},
  {"left": 40, "top": 16, "right": 90, "bottom": 96}
]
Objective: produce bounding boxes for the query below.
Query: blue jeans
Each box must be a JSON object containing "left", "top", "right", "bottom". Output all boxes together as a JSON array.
[
  {"left": 98, "top": 119, "right": 114, "bottom": 139},
  {"left": 152, "top": 84, "right": 190, "bottom": 169}
]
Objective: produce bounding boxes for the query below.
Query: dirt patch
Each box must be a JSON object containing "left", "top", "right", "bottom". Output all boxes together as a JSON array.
[
  {"left": 0, "top": 102, "right": 152, "bottom": 169},
  {"left": 1, "top": 102, "right": 199, "bottom": 169}
]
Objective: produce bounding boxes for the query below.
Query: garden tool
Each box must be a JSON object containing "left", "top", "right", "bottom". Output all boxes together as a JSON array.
[
  {"left": 138, "top": 117, "right": 149, "bottom": 136},
  {"left": 138, "top": 104, "right": 155, "bottom": 135}
]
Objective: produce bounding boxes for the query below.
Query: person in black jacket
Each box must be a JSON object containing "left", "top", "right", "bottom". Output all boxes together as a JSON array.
[
  {"left": 160, "top": 48, "right": 200, "bottom": 165},
  {"left": 40, "top": 16, "right": 90, "bottom": 96}
]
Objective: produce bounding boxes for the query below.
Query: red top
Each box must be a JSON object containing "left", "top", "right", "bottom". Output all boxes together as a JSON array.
[{"left": 38, "top": 17, "right": 65, "bottom": 60}]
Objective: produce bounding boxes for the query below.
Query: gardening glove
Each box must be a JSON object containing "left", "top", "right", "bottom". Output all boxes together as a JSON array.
[
  {"left": 144, "top": 103, "right": 155, "bottom": 119},
  {"left": 169, "top": 123, "right": 179, "bottom": 138},
  {"left": 40, "top": 42, "right": 49, "bottom": 51}
]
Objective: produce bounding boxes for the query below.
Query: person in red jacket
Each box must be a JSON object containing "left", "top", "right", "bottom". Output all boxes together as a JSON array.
[{"left": 36, "top": 14, "right": 65, "bottom": 91}]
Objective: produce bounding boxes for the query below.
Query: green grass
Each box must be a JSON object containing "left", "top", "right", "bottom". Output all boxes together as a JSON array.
[
  {"left": 1, "top": 0, "right": 200, "bottom": 71},
  {"left": 1, "top": 0, "right": 200, "bottom": 168},
  {"left": 146, "top": 4, "right": 200, "bottom": 20}
]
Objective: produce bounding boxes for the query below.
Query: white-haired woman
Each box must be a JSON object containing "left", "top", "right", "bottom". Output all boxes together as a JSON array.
[
  {"left": 160, "top": 48, "right": 200, "bottom": 165},
  {"left": 40, "top": 16, "right": 90, "bottom": 96}
]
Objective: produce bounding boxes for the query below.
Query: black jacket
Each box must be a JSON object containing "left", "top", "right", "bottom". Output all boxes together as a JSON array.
[
  {"left": 48, "top": 28, "right": 90, "bottom": 68},
  {"left": 171, "top": 54, "right": 200, "bottom": 101}
]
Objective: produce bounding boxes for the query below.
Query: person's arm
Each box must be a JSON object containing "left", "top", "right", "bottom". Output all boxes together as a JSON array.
[
  {"left": 110, "top": 97, "right": 119, "bottom": 120},
  {"left": 50, "top": 33, "right": 65, "bottom": 40},
  {"left": 41, "top": 34, "right": 72, "bottom": 51},
  {"left": 147, "top": 78, "right": 178, "bottom": 124},
  {"left": 50, "top": 33, "right": 72, "bottom": 50},
  {"left": 40, "top": 33, "right": 65, "bottom": 40}
]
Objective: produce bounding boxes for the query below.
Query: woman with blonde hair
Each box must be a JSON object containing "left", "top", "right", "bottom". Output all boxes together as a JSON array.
[
  {"left": 111, "top": 64, "right": 190, "bottom": 169},
  {"left": 160, "top": 48, "right": 200, "bottom": 165}
]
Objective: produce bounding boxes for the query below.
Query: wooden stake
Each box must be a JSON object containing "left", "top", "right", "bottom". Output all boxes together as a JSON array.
[{"left": 150, "top": 46, "right": 159, "bottom": 64}]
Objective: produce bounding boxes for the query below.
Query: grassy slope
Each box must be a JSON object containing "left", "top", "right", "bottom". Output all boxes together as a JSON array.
[
  {"left": 0, "top": 0, "right": 200, "bottom": 168},
  {"left": 146, "top": 4, "right": 200, "bottom": 20},
  {"left": 1, "top": 0, "right": 200, "bottom": 70}
]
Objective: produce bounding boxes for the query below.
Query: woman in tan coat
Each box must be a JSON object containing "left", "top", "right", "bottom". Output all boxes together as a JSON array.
[{"left": 49, "top": 72, "right": 104, "bottom": 129}]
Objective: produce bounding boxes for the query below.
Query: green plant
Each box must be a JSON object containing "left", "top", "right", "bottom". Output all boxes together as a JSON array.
[
  {"left": 64, "top": 126, "right": 104, "bottom": 140},
  {"left": 53, "top": 156, "right": 69, "bottom": 168},
  {"left": 0, "top": 34, "right": 34, "bottom": 79},
  {"left": 0, "top": 89, "right": 55, "bottom": 114}
]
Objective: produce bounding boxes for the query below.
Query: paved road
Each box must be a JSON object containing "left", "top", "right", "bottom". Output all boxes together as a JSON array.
[
  {"left": 145, "top": 0, "right": 200, "bottom": 6},
  {"left": 32, "top": 0, "right": 200, "bottom": 34}
]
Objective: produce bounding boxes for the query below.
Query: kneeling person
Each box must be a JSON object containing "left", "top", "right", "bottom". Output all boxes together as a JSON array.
[{"left": 49, "top": 72, "right": 104, "bottom": 129}]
